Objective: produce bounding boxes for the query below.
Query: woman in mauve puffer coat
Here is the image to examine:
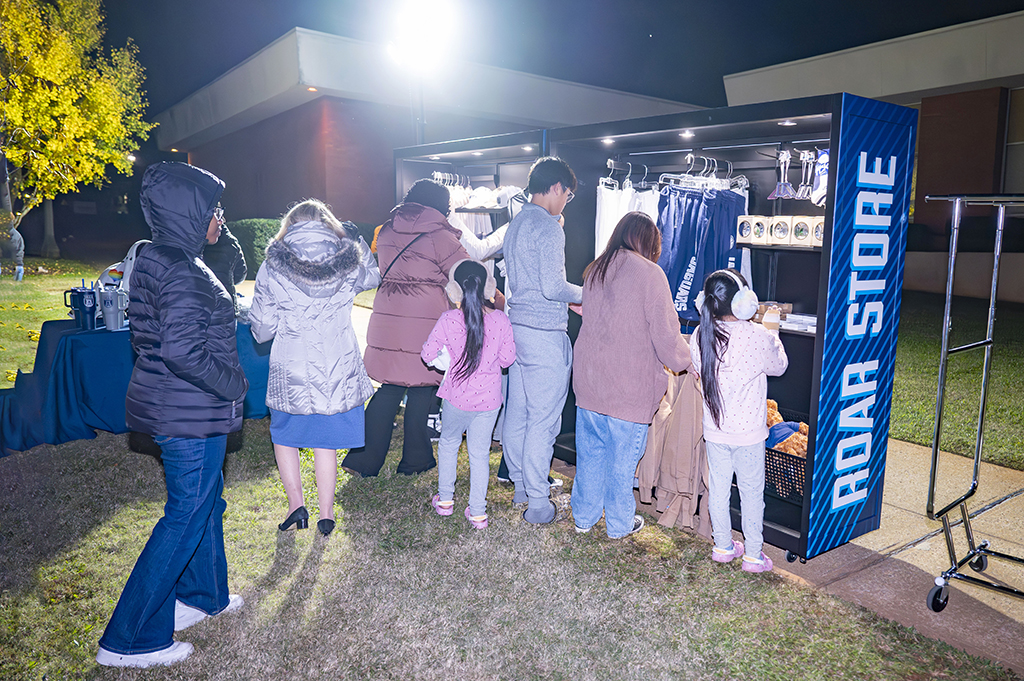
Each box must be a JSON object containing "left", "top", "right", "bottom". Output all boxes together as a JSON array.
[
  {"left": 342, "top": 179, "right": 468, "bottom": 477},
  {"left": 249, "top": 199, "right": 381, "bottom": 535},
  {"left": 98, "top": 162, "right": 247, "bottom": 668}
]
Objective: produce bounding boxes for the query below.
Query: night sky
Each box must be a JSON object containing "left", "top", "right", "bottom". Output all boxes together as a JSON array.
[{"left": 102, "top": 0, "right": 1024, "bottom": 117}]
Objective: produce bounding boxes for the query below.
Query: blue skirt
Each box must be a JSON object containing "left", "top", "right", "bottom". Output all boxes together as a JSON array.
[{"left": 269, "top": 406, "right": 365, "bottom": 449}]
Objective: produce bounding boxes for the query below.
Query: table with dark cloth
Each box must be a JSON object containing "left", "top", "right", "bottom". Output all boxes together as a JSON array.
[{"left": 0, "top": 319, "right": 270, "bottom": 456}]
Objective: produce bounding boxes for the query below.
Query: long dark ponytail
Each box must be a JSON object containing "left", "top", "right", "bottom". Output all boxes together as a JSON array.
[
  {"left": 452, "top": 261, "right": 487, "bottom": 383},
  {"left": 698, "top": 269, "right": 745, "bottom": 428}
]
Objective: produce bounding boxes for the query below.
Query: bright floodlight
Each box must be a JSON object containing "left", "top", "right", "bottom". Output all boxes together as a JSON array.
[{"left": 388, "top": 0, "right": 457, "bottom": 75}]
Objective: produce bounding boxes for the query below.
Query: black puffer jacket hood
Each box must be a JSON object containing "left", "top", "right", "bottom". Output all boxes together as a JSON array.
[{"left": 141, "top": 162, "right": 224, "bottom": 257}]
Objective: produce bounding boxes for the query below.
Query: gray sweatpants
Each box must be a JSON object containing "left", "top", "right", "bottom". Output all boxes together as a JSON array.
[
  {"left": 502, "top": 324, "right": 572, "bottom": 512},
  {"left": 437, "top": 402, "right": 499, "bottom": 518},
  {"left": 706, "top": 440, "right": 766, "bottom": 559}
]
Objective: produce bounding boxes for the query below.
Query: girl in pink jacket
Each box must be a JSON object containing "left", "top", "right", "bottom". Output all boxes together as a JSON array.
[{"left": 422, "top": 259, "right": 516, "bottom": 528}]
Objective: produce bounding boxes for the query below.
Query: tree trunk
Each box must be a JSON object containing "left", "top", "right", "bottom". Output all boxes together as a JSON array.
[
  {"left": 0, "top": 149, "right": 13, "bottom": 232},
  {"left": 42, "top": 198, "right": 60, "bottom": 258}
]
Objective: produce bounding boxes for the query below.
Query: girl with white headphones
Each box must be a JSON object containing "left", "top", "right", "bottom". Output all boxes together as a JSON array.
[{"left": 690, "top": 269, "right": 789, "bottom": 573}]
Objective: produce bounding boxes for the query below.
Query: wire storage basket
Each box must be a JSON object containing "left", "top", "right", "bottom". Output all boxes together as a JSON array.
[
  {"left": 764, "top": 447, "right": 805, "bottom": 503},
  {"left": 764, "top": 406, "right": 808, "bottom": 503}
]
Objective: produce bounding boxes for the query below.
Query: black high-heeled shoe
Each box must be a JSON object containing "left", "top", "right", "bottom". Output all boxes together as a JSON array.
[
  {"left": 278, "top": 506, "right": 309, "bottom": 531},
  {"left": 317, "top": 518, "right": 335, "bottom": 536}
]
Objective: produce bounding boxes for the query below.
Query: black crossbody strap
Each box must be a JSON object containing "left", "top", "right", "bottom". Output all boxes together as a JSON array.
[{"left": 380, "top": 231, "right": 427, "bottom": 281}]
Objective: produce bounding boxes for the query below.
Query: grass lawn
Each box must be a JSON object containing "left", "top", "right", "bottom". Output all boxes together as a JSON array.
[
  {"left": 0, "top": 258, "right": 106, "bottom": 380},
  {"left": 0, "top": 418, "right": 1017, "bottom": 680},
  {"left": 891, "top": 291, "right": 1024, "bottom": 470}
]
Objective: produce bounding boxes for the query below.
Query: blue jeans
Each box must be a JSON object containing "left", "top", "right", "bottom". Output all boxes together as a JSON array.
[
  {"left": 99, "top": 435, "right": 230, "bottom": 654},
  {"left": 570, "top": 408, "right": 649, "bottom": 538}
]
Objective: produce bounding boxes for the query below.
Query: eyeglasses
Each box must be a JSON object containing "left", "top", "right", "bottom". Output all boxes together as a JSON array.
[
  {"left": 213, "top": 204, "right": 225, "bottom": 223},
  {"left": 565, "top": 190, "right": 575, "bottom": 204}
]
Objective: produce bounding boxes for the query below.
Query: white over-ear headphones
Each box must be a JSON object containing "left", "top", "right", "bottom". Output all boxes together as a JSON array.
[
  {"left": 694, "top": 269, "right": 759, "bottom": 320},
  {"left": 445, "top": 258, "right": 497, "bottom": 305}
]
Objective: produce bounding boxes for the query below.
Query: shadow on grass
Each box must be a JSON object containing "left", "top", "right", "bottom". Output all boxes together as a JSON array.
[{"left": 0, "top": 418, "right": 279, "bottom": 597}]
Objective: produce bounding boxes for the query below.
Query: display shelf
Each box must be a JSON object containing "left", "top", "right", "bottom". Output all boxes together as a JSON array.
[{"left": 394, "top": 93, "right": 918, "bottom": 560}]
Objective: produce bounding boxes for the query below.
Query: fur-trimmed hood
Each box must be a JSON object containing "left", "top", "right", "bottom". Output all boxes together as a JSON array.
[{"left": 265, "top": 220, "right": 362, "bottom": 298}]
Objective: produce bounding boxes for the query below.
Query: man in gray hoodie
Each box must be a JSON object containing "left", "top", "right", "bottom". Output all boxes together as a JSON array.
[{"left": 502, "top": 157, "right": 581, "bottom": 524}]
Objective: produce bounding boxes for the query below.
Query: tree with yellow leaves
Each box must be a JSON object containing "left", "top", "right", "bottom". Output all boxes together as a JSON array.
[{"left": 0, "top": 0, "right": 155, "bottom": 247}]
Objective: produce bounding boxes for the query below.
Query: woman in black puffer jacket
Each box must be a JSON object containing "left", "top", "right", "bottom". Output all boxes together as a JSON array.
[{"left": 97, "top": 162, "right": 249, "bottom": 669}]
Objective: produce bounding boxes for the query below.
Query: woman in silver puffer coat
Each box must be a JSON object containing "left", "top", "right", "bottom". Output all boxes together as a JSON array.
[{"left": 249, "top": 199, "right": 381, "bottom": 535}]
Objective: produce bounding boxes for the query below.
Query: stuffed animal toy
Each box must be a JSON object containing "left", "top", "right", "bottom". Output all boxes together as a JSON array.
[{"left": 766, "top": 399, "right": 808, "bottom": 458}]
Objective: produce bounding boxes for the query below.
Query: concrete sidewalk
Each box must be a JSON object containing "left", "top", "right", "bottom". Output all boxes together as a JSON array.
[
  {"left": 239, "top": 280, "right": 1024, "bottom": 675},
  {"left": 762, "top": 440, "right": 1024, "bottom": 675}
]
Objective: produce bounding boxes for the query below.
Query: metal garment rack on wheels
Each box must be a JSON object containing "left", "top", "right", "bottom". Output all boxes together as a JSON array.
[{"left": 923, "top": 194, "right": 1024, "bottom": 613}]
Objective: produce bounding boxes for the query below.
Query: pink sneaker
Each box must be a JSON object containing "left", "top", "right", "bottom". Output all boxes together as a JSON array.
[
  {"left": 712, "top": 541, "right": 744, "bottom": 563},
  {"left": 431, "top": 493, "right": 454, "bottom": 516},
  {"left": 741, "top": 552, "right": 774, "bottom": 573},
  {"left": 464, "top": 506, "right": 488, "bottom": 529}
]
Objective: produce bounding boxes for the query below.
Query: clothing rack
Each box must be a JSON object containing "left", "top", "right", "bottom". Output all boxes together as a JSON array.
[
  {"left": 606, "top": 155, "right": 749, "bottom": 192},
  {"left": 921, "top": 193, "right": 1024, "bottom": 613}
]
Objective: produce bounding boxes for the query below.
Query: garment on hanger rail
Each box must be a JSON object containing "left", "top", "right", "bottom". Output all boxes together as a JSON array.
[
  {"left": 657, "top": 186, "right": 745, "bottom": 322},
  {"left": 811, "top": 149, "right": 829, "bottom": 207},
  {"left": 594, "top": 182, "right": 660, "bottom": 258}
]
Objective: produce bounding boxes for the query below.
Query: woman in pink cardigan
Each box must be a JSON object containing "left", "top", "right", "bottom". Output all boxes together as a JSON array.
[{"left": 571, "top": 212, "right": 691, "bottom": 538}]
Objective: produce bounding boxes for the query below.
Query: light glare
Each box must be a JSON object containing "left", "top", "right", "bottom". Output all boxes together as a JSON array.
[{"left": 389, "top": 0, "right": 457, "bottom": 76}]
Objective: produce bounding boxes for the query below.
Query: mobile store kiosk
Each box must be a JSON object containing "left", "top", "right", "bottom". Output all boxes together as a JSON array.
[{"left": 395, "top": 94, "right": 918, "bottom": 561}]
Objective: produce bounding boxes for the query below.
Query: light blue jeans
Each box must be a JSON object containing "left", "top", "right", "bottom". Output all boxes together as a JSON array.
[
  {"left": 99, "top": 435, "right": 230, "bottom": 654},
  {"left": 706, "top": 440, "right": 766, "bottom": 559},
  {"left": 570, "top": 407, "right": 649, "bottom": 538},
  {"left": 436, "top": 402, "right": 499, "bottom": 517}
]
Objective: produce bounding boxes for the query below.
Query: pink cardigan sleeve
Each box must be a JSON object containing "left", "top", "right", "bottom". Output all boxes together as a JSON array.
[{"left": 645, "top": 265, "right": 691, "bottom": 373}]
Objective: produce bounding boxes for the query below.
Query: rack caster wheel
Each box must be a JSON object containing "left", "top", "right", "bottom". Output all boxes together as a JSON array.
[
  {"left": 927, "top": 585, "right": 949, "bottom": 612},
  {"left": 969, "top": 555, "right": 988, "bottom": 572}
]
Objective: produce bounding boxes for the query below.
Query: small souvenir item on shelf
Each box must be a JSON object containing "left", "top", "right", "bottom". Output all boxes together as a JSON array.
[
  {"left": 812, "top": 217, "right": 825, "bottom": 247},
  {"left": 791, "top": 216, "right": 814, "bottom": 248},
  {"left": 753, "top": 302, "right": 792, "bottom": 323},
  {"left": 737, "top": 215, "right": 754, "bottom": 245},
  {"left": 751, "top": 216, "right": 770, "bottom": 245},
  {"left": 769, "top": 216, "right": 793, "bottom": 246},
  {"left": 767, "top": 150, "right": 797, "bottom": 200}
]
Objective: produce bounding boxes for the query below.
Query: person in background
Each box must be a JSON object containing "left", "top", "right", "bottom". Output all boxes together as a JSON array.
[
  {"left": 249, "top": 199, "right": 380, "bottom": 536},
  {"left": 690, "top": 269, "right": 788, "bottom": 573},
  {"left": 1, "top": 224, "right": 24, "bottom": 281},
  {"left": 421, "top": 259, "right": 516, "bottom": 529},
  {"left": 501, "top": 157, "right": 581, "bottom": 524},
  {"left": 571, "top": 212, "right": 691, "bottom": 538},
  {"left": 342, "top": 179, "right": 469, "bottom": 477},
  {"left": 97, "top": 162, "right": 247, "bottom": 668},
  {"left": 202, "top": 219, "right": 247, "bottom": 315}
]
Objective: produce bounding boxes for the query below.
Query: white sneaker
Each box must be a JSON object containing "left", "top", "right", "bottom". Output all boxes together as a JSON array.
[
  {"left": 96, "top": 640, "right": 193, "bottom": 668},
  {"left": 174, "top": 593, "right": 244, "bottom": 631}
]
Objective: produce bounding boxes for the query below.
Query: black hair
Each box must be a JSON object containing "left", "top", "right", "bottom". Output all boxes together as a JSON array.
[
  {"left": 526, "top": 157, "right": 577, "bottom": 196},
  {"left": 403, "top": 179, "right": 450, "bottom": 216},
  {"left": 451, "top": 260, "right": 488, "bottom": 384},
  {"left": 697, "top": 269, "right": 747, "bottom": 428}
]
